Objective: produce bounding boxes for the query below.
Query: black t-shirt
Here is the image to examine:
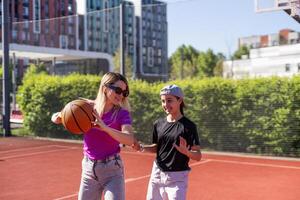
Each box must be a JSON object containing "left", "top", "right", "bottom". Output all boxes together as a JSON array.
[{"left": 152, "top": 116, "right": 200, "bottom": 172}]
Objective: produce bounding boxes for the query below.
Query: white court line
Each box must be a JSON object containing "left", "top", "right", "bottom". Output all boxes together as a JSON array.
[
  {"left": 0, "top": 146, "right": 79, "bottom": 160},
  {"left": 190, "top": 159, "right": 212, "bottom": 167},
  {"left": 122, "top": 152, "right": 300, "bottom": 169},
  {"left": 125, "top": 174, "right": 151, "bottom": 183},
  {"left": 203, "top": 151, "right": 300, "bottom": 162},
  {"left": 52, "top": 175, "right": 153, "bottom": 200},
  {"left": 0, "top": 145, "right": 74, "bottom": 154},
  {"left": 209, "top": 159, "right": 300, "bottom": 170},
  {"left": 53, "top": 193, "right": 78, "bottom": 200},
  {"left": 52, "top": 159, "right": 212, "bottom": 200}
]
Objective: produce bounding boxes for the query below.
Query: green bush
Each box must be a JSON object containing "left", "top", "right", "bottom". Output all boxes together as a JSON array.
[
  {"left": 16, "top": 72, "right": 300, "bottom": 157},
  {"left": 17, "top": 73, "right": 99, "bottom": 139}
]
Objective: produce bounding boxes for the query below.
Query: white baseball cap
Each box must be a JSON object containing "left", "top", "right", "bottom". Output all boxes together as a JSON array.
[{"left": 160, "top": 84, "right": 184, "bottom": 98}]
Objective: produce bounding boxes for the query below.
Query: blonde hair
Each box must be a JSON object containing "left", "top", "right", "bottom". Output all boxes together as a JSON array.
[{"left": 94, "top": 72, "right": 130, "bottom": 118}]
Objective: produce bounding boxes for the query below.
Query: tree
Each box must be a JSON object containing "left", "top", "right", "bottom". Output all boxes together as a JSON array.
[
  {"left": 23, "top": 63, "right": 48, "bottom": 81},
  {"left": 233, "top": 45, "right": 249, "bottom": 60},
  {"left": 198, "top": 49, "right": 225, "bottom": 78},
  {"left": 113, "top": 48, "right": 133, "bottom": 79},
  {"left": 213, "top": 60, "right": 224, "bottom": 77},
  {"left": 169, "top": 45, "right": 199, "bottom": 80}
]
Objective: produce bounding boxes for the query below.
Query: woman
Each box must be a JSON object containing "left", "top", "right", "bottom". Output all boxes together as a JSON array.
[
  {"left": 51, "top": 72, "right": 139, "bottom": 200},
  {"left": 139, "top": 84, "right": 202, "bottom": 200}
]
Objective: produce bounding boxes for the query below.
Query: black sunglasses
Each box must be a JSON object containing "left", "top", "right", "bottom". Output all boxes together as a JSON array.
[{"left": 106, "top": 84, "right": 129, "bottom": 97}]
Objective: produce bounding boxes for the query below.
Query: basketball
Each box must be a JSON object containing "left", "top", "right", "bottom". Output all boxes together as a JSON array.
[{"left": 61, "top": 99, "right": 95, "bottom": 134}]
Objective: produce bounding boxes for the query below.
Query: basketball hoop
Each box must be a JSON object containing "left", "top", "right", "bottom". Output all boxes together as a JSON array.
[
  {"left": 254, "top": 0, "right": 300, "bottom": 22},
  {"left": 290, "top": 0, "right": 300, "bottom": 16}
]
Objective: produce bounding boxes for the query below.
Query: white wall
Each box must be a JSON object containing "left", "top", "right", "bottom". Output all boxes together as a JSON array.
[{"left": 223, "top": 43, "right": 300, "bottom": 79}]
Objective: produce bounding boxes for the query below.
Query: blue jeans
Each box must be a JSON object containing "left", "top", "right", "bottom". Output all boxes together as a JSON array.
[{"left": 78, "top": 155, "right": 125, "bottom": 200}]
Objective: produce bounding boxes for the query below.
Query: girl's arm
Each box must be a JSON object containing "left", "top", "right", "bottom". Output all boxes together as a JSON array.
[
  {"left": 139, "top": 143, "right": 157, "bottom": 153},
  {"left": 173, "top": 136, "right": 202, "bottom": 161}
]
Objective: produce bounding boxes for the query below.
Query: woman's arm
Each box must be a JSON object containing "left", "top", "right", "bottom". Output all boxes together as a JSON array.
[
  {"left": 52, "top": 98, "right": 93, "bottom": 125},
  {"left": 93, "top": 113, "right": 137, "bottom": 146}
]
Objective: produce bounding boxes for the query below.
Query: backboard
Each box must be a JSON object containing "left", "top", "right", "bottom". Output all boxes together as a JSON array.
[
  {"left": 255, "top": 0, "right": 299, "bottom": 15},
  {"left": 255, "top": 0, "right": 300, "bottom": 22}
]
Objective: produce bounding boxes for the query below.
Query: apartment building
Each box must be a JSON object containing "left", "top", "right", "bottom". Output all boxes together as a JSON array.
[
  {"left": 238, "top": 29, "right": 300, "bottom": 49},
  {"left": 223, "top": 30, "right": 300, "bottom": 79},
  {"left": 0, "top": 0, "right": 168, "bottom": 81},
  {"left": 83, "top": 0, "right": 168, "bottom": 80},
  {"left": 0, "top": 0, "right": 80, "bottom": 77}
]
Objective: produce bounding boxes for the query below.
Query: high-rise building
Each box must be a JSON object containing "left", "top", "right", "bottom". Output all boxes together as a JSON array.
[
  {"left": 0, "top": 0, "right": 168, "bottom": 81},
  {"left": 1, "top": 0, "right": 78, "bottom": 49},
  {"left": 82, "top": 0, "right": 168, "bottom": 80}
]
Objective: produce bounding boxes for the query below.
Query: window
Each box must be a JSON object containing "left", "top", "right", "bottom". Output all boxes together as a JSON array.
[
  {"left": 23, "top": 21, "right": 29, "bottom": 29},
  {"left": 12, "top": 30, "right": 18, "bottom": 40},
  {"left": 285, "top": 64, "right": 291, "bottom": 72},
  {"left": 33, "top": 0, "right": 41, "bottom": 33},
  {"left": 147, "top": 47, "right": 154, "bottom": 67},
  {"left": 272, "top": 40, "right": 279, "bottom": 46},
  {"left": 45, "top": 0, "right": 49, "bottom": 18},
  {"left": 152, "top": 39, "right": 156, "bottom": 46},
  {"left": 23, "top": 6, "right": 29, "bottom": 16},
  {"left": 158, "top": 49, "right": 162, "bottom": 56},
  {"left": 59, "top": 35, "right": 68, "bottom": 49},
  {"left": 45, "top": 20, "right": 49, "bottom": 33},
  {"left": 68, "top": 26, "right": 73, "bottom": 34},
  {"left": 68, "top": 0, "right": 73, "bottom": 14},
  {"left": 96, "top": 0, "right": 101, "bottom": 9},
  {"left": 158, "top": 57, "right": 161, "bottom": 65},
  {"left": 103, "top": 0, "right": 109, "bottom": 32}
]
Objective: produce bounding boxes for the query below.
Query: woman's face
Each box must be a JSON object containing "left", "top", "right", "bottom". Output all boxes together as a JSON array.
[
  {"left": 160, "top": 94, "right": 182, "bottom": 115},
  {"left": 105, "top": 80, "right": 128, "bottom": 105}
]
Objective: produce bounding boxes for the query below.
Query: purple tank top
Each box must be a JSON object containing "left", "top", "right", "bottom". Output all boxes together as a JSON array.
[{"left": 83, "top": 108, "right": 132, "bottom": 160}]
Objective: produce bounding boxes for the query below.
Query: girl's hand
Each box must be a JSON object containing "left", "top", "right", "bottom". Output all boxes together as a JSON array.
[
  {"left": 51, "top": 112, "right": 62, "bottom": 124},
  {"left": 173, "top": 136, "right": 190, "bottom": 156}
]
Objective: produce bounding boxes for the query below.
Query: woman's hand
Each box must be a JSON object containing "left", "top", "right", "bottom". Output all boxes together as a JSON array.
[
  {"left": 173, "top": 136, "right": 190, "bottom": 156},
  {"left": 132, "top": 140, "right": 141, "bottom": 151},
  {"left": 79, "top": 97, "right": 95, "bottom": 106},
  {"left": 51, "top": 112, "right": 62, "bottom": 124},
  {"left": 92, "top": 110, "right": 107, "bottom": 130}
]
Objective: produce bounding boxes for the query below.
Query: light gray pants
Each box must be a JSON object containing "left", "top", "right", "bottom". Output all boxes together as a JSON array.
[
  {"left": 78, "top": 155, "right": 125, "bottom": 200},
  {"left": 146, "top": 162, "right": 189, "bottom": 200}
]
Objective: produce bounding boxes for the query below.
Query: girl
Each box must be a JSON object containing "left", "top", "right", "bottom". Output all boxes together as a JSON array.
[
  {"left": 139, "top": 84, "right": 202, "bottom": 200},
  {"left": 51, "top": 72, "right": 139, "bottom": 200}
]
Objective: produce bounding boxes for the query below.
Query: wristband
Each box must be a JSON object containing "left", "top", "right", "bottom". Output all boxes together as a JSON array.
[{"left": 139, "top": 144, "right": 145, "bottom": 152}]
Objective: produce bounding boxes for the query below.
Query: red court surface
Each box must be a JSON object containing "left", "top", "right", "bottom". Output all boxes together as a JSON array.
[{"left": 1, "top": 137, "right": 300, "bottom": 200}]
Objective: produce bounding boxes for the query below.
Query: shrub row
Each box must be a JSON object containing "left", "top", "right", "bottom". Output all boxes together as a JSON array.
[{"left": 17, "top": 73, "right": 300, "bottom": 156}]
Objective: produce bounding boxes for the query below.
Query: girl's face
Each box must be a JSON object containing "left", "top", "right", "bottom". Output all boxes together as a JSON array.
[
  {"left": 105, "top": 80, "right": 128, "bottom": 105},
  {"left": 160, "top": 94, "right": 182, "bottom": 115}
]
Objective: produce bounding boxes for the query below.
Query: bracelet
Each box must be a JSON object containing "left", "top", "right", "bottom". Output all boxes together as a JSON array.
[{"left": 139, "top": 144, "right": 145, "bottom": 152}]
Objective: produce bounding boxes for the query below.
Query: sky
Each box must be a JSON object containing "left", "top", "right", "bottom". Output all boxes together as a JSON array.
[{"left": 164, "top": 0, "right": 300, "bottom": 57}]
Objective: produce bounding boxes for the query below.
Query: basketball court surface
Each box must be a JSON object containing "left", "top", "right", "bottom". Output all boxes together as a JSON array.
[{"left": 0, "top": 136, "right": 299, "bottom": 200}]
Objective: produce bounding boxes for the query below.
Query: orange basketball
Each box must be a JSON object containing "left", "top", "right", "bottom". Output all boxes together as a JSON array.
[{"left": 61, "top": 99, "right": 95, "bottom": 134}]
